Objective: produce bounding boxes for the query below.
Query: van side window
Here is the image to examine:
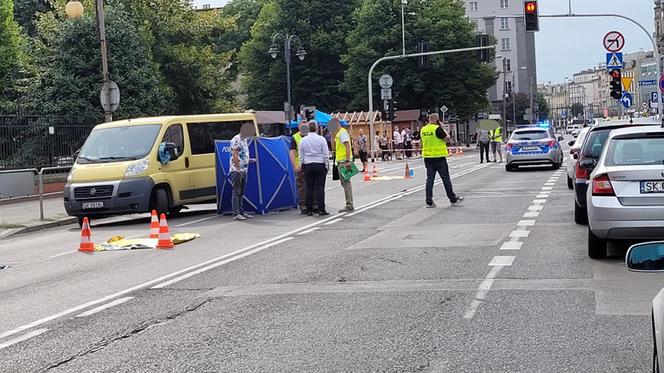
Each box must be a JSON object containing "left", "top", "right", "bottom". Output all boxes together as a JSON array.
[
  {"left": 162, "top": 124, "right": 184, "bottom": 155},
  {"left": 187, "top": 121, "right": 248, "bottom": 155}
]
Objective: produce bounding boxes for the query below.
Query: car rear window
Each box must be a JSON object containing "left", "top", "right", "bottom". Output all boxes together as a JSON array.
[
  {"left": 606, "top": 136, "right": 664, "bottom": 166},
  {"left": 581, "top": 129, "right": 612, "bottom": 159},
  {"left": 511, "top": 130, "right": 548, "bottom": 141}
]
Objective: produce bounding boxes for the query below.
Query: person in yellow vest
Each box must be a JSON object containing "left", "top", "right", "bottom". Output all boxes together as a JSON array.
[
  {"left": 290, "top": 121, "right": 309, "bottom": 214},
  {"left": 333, "top": 123, "right": 355, "bottom": 212},
  {"left": 490, "top": 126, "right": 503, "bottom": 163},
  {"left": 421, "top": 113, "right": 464, "bottom": 208}
]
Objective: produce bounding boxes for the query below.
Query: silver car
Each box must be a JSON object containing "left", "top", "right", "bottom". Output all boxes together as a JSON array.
[
  {"left": 566, "top": 127, "right": 590, "bottom": 189},
  {"left": 587, "top": 126, "right": 664, "bottom": 258},
  {"left": 505, "top": 127, "right": 564, "bottom": 171}
]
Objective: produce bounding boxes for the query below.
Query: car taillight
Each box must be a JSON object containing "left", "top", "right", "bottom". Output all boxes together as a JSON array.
[
  {"left": 543, "top": 140, "right": 555, "bottom": 148},
  {"left": 505, "top": 142, "right": 513, "bottom": 151},
  {"left": 592, "top": 174, "right": 615, "bottom": 196},
  {"left": 575, "top": 160, "right": 589, "bottom": 179}
]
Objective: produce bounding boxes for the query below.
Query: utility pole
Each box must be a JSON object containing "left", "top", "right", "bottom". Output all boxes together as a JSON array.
[
  {"left": 95, "top": 0, "right": 112, "bottom": 122},
  {"left": 503, "top": 61, "right": 508, "bottom": 133},
  {"left": 401, "top": 0, "right": 407, "bottom": 56}
]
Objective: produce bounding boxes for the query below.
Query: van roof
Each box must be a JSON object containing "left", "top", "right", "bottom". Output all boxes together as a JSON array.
[{"left": 94, "top": 113, "right": 257, "bottom": 129}]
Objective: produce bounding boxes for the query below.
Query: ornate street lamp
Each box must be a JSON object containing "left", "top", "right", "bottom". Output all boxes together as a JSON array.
[{"left": 268, "top": 33, "right": 306, "bottom": 121}]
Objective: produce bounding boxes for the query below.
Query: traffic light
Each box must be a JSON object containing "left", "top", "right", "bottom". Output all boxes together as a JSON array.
[
  {"left": 476, "top": 34, "right": 490, "bottom": 63},
  {"left": 524, "top": 1, "right": 539, "bottom": 32},
  {"left": 387, "top": 100, "right": 397, "bottom": 121},
  {"left": 417, "top": 39, "right": 429, "bottom": 68},
  {"left": 609, "top": 69, "right": 622, "bottom": 100}
]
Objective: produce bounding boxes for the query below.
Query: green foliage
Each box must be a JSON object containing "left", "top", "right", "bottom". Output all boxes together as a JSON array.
[
  {"left": 505, "top": 93, "right": 530, "bottom": 125},
  {"left": 239, "top": 0, "right": 358, "bottom": 112},
  {"left": 570, "top": 102, "right": 584, "bottom": 118},
  {"left": 0, "top": 0, "right": 23, "bottom": 105},
  {"left": 537, "top": 92, "right": 549, "bottom": 120},
  {"left": 13, "top": 0, "right": 53, "bottom": 36},
  {"left": 218, "top": 0, "right": 266, "bottom": 78},
  {"left": 342, "top": 0, "right": 497, "bottom": 119}
]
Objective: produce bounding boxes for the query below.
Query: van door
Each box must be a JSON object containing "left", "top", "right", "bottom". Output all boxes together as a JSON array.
[
  {"left": 186, "top": 120, "right": 255, "bottom": 202},
  {"left": 158, "top": 123, "right": 192, "bottom": 205}
]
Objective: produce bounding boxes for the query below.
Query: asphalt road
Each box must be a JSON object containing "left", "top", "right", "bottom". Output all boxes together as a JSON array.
[{"left": 1, "top": 143, "right": 663, "bottom": 372}]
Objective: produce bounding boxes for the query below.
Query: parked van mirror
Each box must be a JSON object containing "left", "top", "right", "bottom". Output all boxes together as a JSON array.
[
  {"left": 626, "top": 242, "right": 664, "bottom": 272},
  {"left": 159, "top": 142, "right": 180, "bottom": 164}
]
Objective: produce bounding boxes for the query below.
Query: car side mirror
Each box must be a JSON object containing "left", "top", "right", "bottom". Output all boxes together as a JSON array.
[
  {"left": 579, "top": 158, "right": 595, "bottom": 168},
  {"left": 573, "top": 153, "right": 579, "bottom": 160},
  {"left": 558, "top": 136, "right": 564, "bottom": 141},
  {"left": 159, "top": 142, "right": 180, "bottom": 164},
  {"left": 568, "top": 140, "right": 575, "bottom": 146},
  {"left": 626, "top": 242, "right": 664, "bottom": 272}
]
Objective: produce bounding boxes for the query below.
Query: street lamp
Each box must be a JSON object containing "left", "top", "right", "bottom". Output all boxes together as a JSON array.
[
  {"left": 268, "top": 33, "right": 306, "bottom": 122},
  {"left": 65, "top": 0, "right": 114, "bottom": 122}
]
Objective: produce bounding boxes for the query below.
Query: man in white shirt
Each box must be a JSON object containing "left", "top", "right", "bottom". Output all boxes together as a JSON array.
[
  {"left": 393, "top": 126, "right": 403, "bottom": 160},
  {"left": 299, "top": 121, "right": 330, "bottom": 216}
]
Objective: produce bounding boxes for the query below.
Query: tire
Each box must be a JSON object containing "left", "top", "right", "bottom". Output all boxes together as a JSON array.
[
  {"left": 552, "top": 162, "right": 561, "bottom": 170},
  {"left": 506, "top": 164, "right": 516, "bottom": 172},
  {"left": 588, "top": 227, "right": 607, "bottom": 259},
  {"left": 574, "top": 201, "right": 588, "bottom": 225},
  {"left": 151, "top": 188, "right": 170, "bottom": 215},
  {"left": 567, "top": 175, "right": 574, "bottom": 190},
  {"left": 168, "top": 206, "right": 183, "bottom": 216},
  {"left": 76, "top": 216, "right": 85, "bottom": 228}
]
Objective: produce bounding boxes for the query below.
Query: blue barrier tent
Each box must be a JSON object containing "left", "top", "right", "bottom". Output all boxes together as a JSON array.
[
  {"left": 215, "top": 137, "right": 297, "bottom": 215},
  {"left": 287, "top": 110, "right": 348, "bottom": 129}
]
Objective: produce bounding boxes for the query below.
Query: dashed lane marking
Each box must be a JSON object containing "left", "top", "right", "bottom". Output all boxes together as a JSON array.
[
  {"left": 532, "top": 199, "right": 547, "bottom": 204},
  {"left": 297, "top": 227, "right": 321, "bottom": 235},
  {"left": 523, "top": 212, "right": 539, "bottom": 218},
  {"left": 75, "top": 297, "right": 134, "bottom": 318},
  {"left": 324, "top": 218, "right": 343, "bottom": 225},
  {"left": 489, "top": 256, "right": 515, "bottom": 266},
  {"left": 463, "top": 266, "right": 503, "bottom": 319},
  {"left": 500, "top": 242, "right": 523, "bottom": 250},
  {"left": 517, "top": 220, "right": 536, "bottom": 226},
  {"left": 528, "top": 205, "right": 544, "bottom": 211},
  {"left": 0, "top": 329, "right": 49, "bottom": 351},
  {"left": 510, "top": 230, "right": 530, "bottom": 238}
]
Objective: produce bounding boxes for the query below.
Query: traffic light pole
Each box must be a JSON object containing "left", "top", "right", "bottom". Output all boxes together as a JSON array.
[
  {"left": 540, "top": 12, "right": 663, "bottom": 119},
  {"left": 367, "top": 45, "right": 496, "bottom": 161}
]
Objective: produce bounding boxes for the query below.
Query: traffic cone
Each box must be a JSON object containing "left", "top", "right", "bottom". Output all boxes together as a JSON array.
[
  {"left": 149, "top": 210, "right": 159, "bottom": 239},
  {"left": 156, "top": 213, "right": 174, "bottom": 249},
  {"left": 78, "top": 217, "right": 94, "bottom": 253},
  {"left": 404, "top": 163, "right": 412, "bottom": 179},
  {"left": 363, "top": 169, "right": 371, "bottom": 182},
  {"left": 372, "top": 164, "right": 379, "bottom": 178}
]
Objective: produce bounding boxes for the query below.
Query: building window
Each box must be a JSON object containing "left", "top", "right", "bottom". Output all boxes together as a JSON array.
[
  {"left": 500, "top": 0, "right": 508, "bottom": 9},
  {"left": 503, "top": 58, "right": 511, "bottom": 71},
  {"left": 501, "top": 38, "right": 510, "bottom": 50},
  {"left": 506, "top": 81, "right": 513, "bottom": 95},
  {"left": 500, "top": 17, "right": 509, "bottom": 29},
  {"left": 469, "top": 1, "right": 478, "bottom": 11}
]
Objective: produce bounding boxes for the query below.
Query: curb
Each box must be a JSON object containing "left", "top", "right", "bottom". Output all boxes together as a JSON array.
[{"left": 0, "top": 217, "right": 77, "bottom": 240}]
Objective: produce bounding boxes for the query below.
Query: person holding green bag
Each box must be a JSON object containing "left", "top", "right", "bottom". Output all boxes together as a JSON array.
[{"left": 330, "top": 119, "right": 356, "bottom": 213}]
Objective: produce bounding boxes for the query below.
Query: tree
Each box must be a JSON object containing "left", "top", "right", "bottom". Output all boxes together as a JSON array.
[
  {"left": 537, "top": 92, "right": 549, "bottom": 121},
  {"left": 218, "top": 0, "right": 266, "bottom": 79},
  {"left": 239, "top": 0, "right": 359, "bottom": 113},
  {"left": 13, "top": 0, "right": 53, "bottom": 36},
  {"left": 0, "top": 0, "right": 24, "bottom": 107},
  {"left": 570, "top": 102, "right": 584, "bottom": 118},
  {"left": 342, "top": 0, "right": 497, "bottom": 120},
  {"left": 504, "top": 93, "right": 530, "bottom": 125}
]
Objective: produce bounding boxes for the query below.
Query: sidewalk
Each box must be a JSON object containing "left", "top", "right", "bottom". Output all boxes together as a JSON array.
[{"left": 0, "top": 196, "right": 75, "bottom": 239}]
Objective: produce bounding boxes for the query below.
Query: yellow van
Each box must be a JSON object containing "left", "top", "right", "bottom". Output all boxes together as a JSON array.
[{"left": 64, "top": 113, "right": 259, "bottom": 225}]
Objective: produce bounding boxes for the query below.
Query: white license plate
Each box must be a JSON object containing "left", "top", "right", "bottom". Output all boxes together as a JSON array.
[
  {"left": 82, "top": 201, "right": 104, "bottom": 209},
  {"left": 521, "top": 146, "right": 540, "bottom": 152},
  {"left": 640, "top": 181, "right": 664, "bottom": 194}
]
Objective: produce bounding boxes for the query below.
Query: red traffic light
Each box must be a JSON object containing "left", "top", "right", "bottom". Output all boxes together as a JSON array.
[
  {"left": 525, "top": 1, "right": 537, "bottom": 14},
  {"left": 609, "top": 70, "right": 621, "bottom": 79}
]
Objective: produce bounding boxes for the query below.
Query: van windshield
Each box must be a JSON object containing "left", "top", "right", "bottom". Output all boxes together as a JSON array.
[{"left": 78, "top": 125, "right": 161, "bottom": 164}]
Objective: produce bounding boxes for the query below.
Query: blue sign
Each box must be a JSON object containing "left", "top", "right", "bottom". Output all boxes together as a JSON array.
[
  {"left": 606, "top": 52, "right": 623, "bottom": 69},
  {"left": 640, "top": 80, "right": 657, "bottom": 87},
  {"left": 621, "top": 92, "right": 633, "bottom": 108},
  {"left": 653, "top": 92, "right": 659, "bottom": 103}
]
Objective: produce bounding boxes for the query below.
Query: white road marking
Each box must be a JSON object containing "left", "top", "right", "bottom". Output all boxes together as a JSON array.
[
  {"left": 523, "top": 212, "right": 539, "bottom": 218},
  {"left": 75, "top": 297, "right": 134, "bottom": 318},
  {"left": 536, "top": 194, "right": 549, "bottom": 199},
  {"left": 0, "top": 329, "right": 49, "bottom": 350},
  {"left": 489, "top": 256, "right": 515, "bottom": 266},
  {"left": 177, "top": 215, "right": 219, "bottom": 227},
  {"left": 532, "top": 199, "right": 547, "bottom": 204},
  {"left": 49, "top": 250, "right": 77, "bottom": 259},
  {"left": 528, "top": 205, "right": 544, "bottom": 211},
  {"left": 324, "top": 218, "right": 343, "bottom": 225},
  {"left": 517, "top": 220, "right": 536, "bottom": 226},
  {"left": 542, "top": 186, "right": 553, "bottom": 191},
  {"left": 500, "top": 242, "right": 523, "bottom": 250},
  {"left": 297, "top": 227, "right": 321, "bottom": 235},
  {"left": 544, "top": 183, "right": 555, "bottom": 186},
  {"left": 463, "top": 266, "right": 503, "bottom": 319},
  {"left": 510, "top": 230, "right": 530, "bottom": 238}
]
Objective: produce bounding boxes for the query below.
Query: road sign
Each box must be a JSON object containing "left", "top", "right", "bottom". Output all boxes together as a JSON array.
[
  {"left": 660, "top": 74, "right": 664, "bottom": 94},
  {"left": 383, "top": 100, "right": 390, "bottom": 112},
  {"left": 381, "top": 88, "right": 392, "bottom": 100},
  {"left": 379, "top": 74, "right": 393, "bottom": 89},
  {"left": 603, "top": 31, "right": 625, "bottom": 52},
  {"left": 606, "top": 53, "right": 623, "bottom": 69},
  {"left": 100, "top": 81, "right": 120, "bottom": 113},
  {"left": 621, "top": 76, "right": 633, "bottom": 91},
  {"left": 621, "top": 92, "right": 633, "bottom": 108},
  {"left": 640, "top": 80, "right": 657, "bottom": 87},
  {"left": 653, "top": 92, "right": 659, "bottom": 103},
  {"left": 441, "top": 105, "right": 448, "bottom": 113}
]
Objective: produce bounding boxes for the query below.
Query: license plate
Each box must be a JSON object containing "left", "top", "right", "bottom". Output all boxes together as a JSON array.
[
  {"left": 82, "top": 201, "right": 104, "bottom": 209},
  {"left": 640, "top": 181, "right": 664, "bottom": 194},
  {"left": 521, "top": 146, "right": 540, "bottom": 152}
]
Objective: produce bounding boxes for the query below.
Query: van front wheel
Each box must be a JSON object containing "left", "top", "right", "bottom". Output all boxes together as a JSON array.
[{"left": 152, "top": 188, "right": 170, "bottom": 215}]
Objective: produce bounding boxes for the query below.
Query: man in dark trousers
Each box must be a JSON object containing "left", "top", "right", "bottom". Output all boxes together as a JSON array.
[
  {"left": 299, "top": 121, "right": 330, "bottom": 216},
  {"left": 421, "top": 113, "right": 464, "bottom": 208}
]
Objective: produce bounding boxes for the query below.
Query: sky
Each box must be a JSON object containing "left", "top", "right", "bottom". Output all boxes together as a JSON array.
[
  {"left": 536, "top": 0, "right": 655, "bottom": 84},
  {"left": 192, "top": 0, "right": 230, "bottom": 8}
]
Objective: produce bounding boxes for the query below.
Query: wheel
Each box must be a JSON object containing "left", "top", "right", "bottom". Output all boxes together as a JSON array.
[
  {"left": 76, "top": 216, "right": 85, "bottom": 227},
  {"left": 168, "top": 206, "right": 183, "bottom": 216},
  {"left": 552, "top": 162, "right": 561, "bottom": 170},
  {"left": 506, "top": 164, "right": 516, "bottom": 172},
  {"left": 588, "top": 227, "right": 607, "bottom": 259},
  {"left": 574, "top": 201, "right": 588, "bottom": 225},
  {"left": 151, "top": 188, "right": 170, "bottom": 215},
  {"left": 567, "top": 175, "right": 574, "bottom": 190}
]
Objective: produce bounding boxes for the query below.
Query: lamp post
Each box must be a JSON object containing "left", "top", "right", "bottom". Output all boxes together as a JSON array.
[
  {"left": 269, "top": 33, "right": 307, "bottom": 122},
  {"left": 400, "top": 0, "right": 407, "bottom": 55},
  {"left": 65, "top": 0, "right": 113, "bottom": 123}
]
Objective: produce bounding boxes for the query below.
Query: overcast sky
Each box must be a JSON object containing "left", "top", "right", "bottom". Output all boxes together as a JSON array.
[{"left": 536, "top": 0, "right": 655, "bottom": 84}]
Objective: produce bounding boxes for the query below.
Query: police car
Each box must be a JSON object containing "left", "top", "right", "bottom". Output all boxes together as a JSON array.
[{"left": 505, "top": 127, "right": 564, "bottom": 171}]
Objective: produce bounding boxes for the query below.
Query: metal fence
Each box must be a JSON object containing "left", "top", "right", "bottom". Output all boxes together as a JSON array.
[{"left": 0, "top": 114, "right": 100, "bottom": 170}]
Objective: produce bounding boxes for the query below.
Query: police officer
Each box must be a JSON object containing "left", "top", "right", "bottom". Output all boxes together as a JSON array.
[
  {"left": 332, "top": 121, "right": 355, "bottom": 212},
  {"left": 290, "top": 121, "right": 309, "bottom": 214},
  {"left": 490, "top": 126, "right": 503, "bottom": 163},
  {"left": 421, "top": 113, "right": 464, "bottom": 208}
]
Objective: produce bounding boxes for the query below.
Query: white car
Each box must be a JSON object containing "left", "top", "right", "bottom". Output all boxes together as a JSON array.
[
  {"left": 566, "top": 127, "right": 590, "bottom": 189},
  {"left": 625, "top": 242, "right": 664, "bottom": 372},
  {"left": 571, "top": 125, "right": 581, "bottom": 137}
]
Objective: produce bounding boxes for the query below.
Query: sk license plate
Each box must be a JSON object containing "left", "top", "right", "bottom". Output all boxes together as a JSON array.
[
  {"left": 640, "top": 181, "right": 664, "bottom": 194},
  {"left": 82, "top": 201, "right": 104, "bottom": 209}
]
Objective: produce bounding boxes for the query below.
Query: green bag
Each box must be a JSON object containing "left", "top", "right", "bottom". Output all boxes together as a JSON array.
[{"left": 338, "top": 162, "right": 359, "bottom": 181}]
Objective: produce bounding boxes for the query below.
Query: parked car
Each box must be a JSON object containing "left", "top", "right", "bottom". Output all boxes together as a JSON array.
[
  {"left": 566, "top": 127, "right": 590, "bottom": 189},
  {"left": 571, "top": 126, "right": 582, "bottom": 137},
  {"left": 586, "top": 125, "right": 664, "bottom": 258},
  {"left": 573, "top": 120, "right": 660, "bottom": 225},
  {"left": 625, "top": 241, "right": 664, "bottom": 372},
  {"left": 505, "top": 127, "right": 564, "bottom": 171}
]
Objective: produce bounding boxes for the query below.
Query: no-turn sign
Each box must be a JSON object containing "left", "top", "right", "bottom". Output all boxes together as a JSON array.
[{"left": 603, "top": 31, "right": 625, "bottom": 52}]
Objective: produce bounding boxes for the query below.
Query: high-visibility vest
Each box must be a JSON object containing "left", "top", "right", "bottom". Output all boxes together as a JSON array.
[
  {"left": 492, "top": 127, "right": 503, "bottom": 143},
  {"left": 293, "top": 132, "right": 302, "bottom": 167},
  {"left": 420, "top": 123, "right": 448, "bottom": 158},
  {"left": 335, "top": 127, "right": 352, "bottom": 162}
]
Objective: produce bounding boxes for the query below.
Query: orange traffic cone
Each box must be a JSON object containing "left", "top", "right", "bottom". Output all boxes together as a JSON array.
[
  {"left": 149, "top": 210, "right": 160, "bottom": 238},
  {"left": 372, "top": 164, "right": 379, "bottom": 178},
  {"left": 363, "top": 169, "right": 371, "bottom": 182},
  {"left": 156, "top": 213, "right": 174, "bottom": 249},
  {"left": 78, "top": 217, "right": 94, "bottom": 253},
  {"left": 404, "top": 163, "right": 412, "bottom": 179}
]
